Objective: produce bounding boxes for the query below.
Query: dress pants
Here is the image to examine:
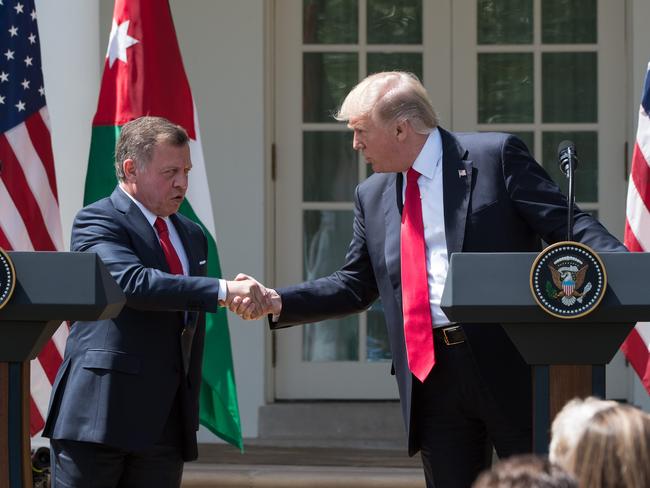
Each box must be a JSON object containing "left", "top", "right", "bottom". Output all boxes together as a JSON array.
[
  {"left": 412, "top": 328, "right": 532, "bottom": 488},
  {"left": 50, "top": 394, "right": 184, "bottom": 488}
]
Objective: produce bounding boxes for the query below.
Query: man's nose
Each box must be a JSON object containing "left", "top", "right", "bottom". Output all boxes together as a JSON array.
[
  {"left": 352, "top": 134, "right": 363, "bottom": 151},
  {"left": 175, "top": 173, "right": 189, "bottom": 190}
]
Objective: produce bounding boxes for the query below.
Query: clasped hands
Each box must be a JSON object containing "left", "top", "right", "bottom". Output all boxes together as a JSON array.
[{"left": 222, "top": 274, "right": 281, "bottom": 320}]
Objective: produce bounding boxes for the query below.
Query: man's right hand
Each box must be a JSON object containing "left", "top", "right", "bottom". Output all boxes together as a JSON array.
[{"left": 224, "top": 274, "right": 282, "bottom": 320}]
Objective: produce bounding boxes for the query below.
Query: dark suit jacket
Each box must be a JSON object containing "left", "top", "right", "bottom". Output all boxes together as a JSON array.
[
  {"left": 271, "top": 129, "right": 626, "bottom": 455},
  {"left": 44, "top": 187, "right": 220, "bottom": 461}
]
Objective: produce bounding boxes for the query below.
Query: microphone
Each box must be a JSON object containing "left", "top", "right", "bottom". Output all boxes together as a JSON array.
[
  {"left": 557, "top": 140, "right": 578, "bottom": 241},
  {"left": 557, "top": 140, "right": 578, "bottom": 177}
]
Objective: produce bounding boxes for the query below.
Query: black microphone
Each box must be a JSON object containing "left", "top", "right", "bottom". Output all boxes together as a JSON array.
[{"left": 557, "top": 140, "right": 578, "bottom": 176}]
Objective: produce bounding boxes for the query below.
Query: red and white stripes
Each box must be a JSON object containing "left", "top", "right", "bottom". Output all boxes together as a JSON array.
[
  {"left": 622, "top": 62, "right": 650, "bottom": 394},
  {"left": 0, "top": 106, "right": 68, "bottom": 435}
]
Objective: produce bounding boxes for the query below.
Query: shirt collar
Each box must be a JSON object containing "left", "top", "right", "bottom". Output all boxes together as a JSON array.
[
  {"left": 406, "top": 128, "right": 442, "bottom": 180},
  {"left": 118, "top": 184, "right": 169, "bottom": 227}
]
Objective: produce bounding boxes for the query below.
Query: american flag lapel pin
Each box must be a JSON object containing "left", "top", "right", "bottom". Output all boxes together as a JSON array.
[{"left": 458, "top": 169, "right": 467, "bottom": 177}]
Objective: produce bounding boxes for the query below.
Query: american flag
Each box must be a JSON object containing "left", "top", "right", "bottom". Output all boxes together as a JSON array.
[
  {"left": 0, "top": 0, "right": 68, "bottom": 435},
  {"left": 622, "top": 62, "right": 650, "bottom": 394}
]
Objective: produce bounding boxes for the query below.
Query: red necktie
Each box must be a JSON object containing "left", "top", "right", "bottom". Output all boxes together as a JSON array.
[
  {"left": 401, "top": 168, "right": 435, "bottom": 382},
  {"left": 154, "top": 217, "right": 184, "bottom": 275}
]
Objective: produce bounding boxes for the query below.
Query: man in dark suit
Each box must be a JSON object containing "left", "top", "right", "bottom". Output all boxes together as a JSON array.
[
  {"left": 44, "top": 116, "right": 264, "bottom": 488},
  {"left": 230, "top": 72, "right": 626, "bottom": 487}
]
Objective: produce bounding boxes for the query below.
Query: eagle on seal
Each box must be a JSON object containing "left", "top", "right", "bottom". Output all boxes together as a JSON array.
[{"left": 549, "top": 264, "right": 589, "bottom": 306}]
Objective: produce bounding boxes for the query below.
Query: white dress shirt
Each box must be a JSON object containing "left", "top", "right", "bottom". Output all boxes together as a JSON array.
[
  {"left": 401, "top": 129, "right": 452, "bottom": 326},
  {"left": 119, "top": 186, "right": 227, "bottom": 300}
]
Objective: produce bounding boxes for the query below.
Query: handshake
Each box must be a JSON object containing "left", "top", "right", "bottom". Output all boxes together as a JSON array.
[{"left": 222, "top": 274, "right": 282, "bottom": 320}]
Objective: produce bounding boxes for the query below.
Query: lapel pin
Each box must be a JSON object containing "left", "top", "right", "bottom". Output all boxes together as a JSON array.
[{"left": 458, "top": 169, "right": 467, "bottom": 177}]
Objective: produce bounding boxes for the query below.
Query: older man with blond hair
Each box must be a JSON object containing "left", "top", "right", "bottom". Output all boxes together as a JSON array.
[{"left": 232, "top": 72, "right": 626, "bottom": 487}]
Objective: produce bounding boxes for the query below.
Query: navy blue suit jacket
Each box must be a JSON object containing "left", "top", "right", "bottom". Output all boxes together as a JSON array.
[
  {"left": 44, "top": 187, "right": 220, "bottom": 461},
  {"left": 272, "top": 129, "right": 626, "bottom": 455}
]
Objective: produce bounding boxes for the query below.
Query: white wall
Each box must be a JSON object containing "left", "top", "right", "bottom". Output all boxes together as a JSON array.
[
  {"left": 35, "top": 0, "right": 101, "bottom": 249},
  {"left": 169, "top": 0, "right": 268, "bottom": 441}
]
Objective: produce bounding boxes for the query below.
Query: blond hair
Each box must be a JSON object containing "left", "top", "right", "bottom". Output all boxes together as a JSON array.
[
  {"left": 568, "top": 404, "right": 650, "bottom": 488},
  {"left": 335, "top": 71, "right": 438, "bottom": 134},
  {"left": 549, "top": 397, "right": 617, "bottom": 467}
]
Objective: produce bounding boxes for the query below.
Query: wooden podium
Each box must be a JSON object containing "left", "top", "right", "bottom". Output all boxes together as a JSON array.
[
  {"left": 0, "top": 252, "right": 124, "bottom": 488},
  {"left": 441, "top": 252, "right": 650, "bottom": 453}
]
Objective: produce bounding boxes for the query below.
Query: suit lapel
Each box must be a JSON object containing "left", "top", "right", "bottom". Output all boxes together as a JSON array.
[
  {"left": 383, "top": 173, "right": 402, "bottom": 302},
  {"left": 110, "top": 186, "right": 169, "bottom": 272},
  {"left": 440, "top": 129, "right": 473, "bottom": 256}
]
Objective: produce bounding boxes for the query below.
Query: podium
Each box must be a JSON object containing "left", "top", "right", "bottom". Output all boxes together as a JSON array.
[
  {"left": 441, "top": 252, "right": 650, "bottom": 453},
  {"left": 0, "top": 252, "right": 125, "bottom": 488}
]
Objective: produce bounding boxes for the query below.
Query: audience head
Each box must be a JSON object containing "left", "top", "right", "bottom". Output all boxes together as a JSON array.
[
  {"left": 549, "top": 396, "right": 617, "bottom": 467},
  {"left": 568, "top": 403, "right": 650, "bottom": 488},
  {"left": 472, "top": 454, "right": 576, "bottom": 488}
]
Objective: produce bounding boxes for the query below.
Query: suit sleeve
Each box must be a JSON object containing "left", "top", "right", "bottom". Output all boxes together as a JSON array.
[
  {"left": 272, "top": 185, "right": 380, "bottom": 328},
  {"left": 501, "top": 135, "right": 627, "bottom": 252},
  {"left": 71, "top": 204, "right": 220, "bottom": 313}
]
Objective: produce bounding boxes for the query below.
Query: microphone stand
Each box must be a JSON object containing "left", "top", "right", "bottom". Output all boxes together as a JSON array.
[{"left": 567, "top": 149, "right": 575, "bottom": 242}]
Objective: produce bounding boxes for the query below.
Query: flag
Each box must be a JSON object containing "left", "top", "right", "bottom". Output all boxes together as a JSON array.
[
  {"left": 622, "top": 61, "right": 650, "bottom": 394},
  {"left": 0, "top": 0, "right": 69, "bottom": 436},
  {"left": 87, "top": 0, "right": 242, "bottom": 448}
]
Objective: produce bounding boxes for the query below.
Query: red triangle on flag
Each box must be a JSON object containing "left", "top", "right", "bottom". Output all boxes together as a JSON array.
[{"left": 93, "top": 0, "right": 195, "bottom": 139}]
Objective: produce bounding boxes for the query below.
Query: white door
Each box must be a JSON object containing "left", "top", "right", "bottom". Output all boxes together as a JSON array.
[{"left": 273, "top": 0, "right": 626, "bottom": 399}]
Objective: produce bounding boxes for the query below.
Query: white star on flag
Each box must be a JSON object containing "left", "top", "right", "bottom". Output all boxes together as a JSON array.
[
  {"left": 15, "top": 100, "right": 25, "bottom": 111},
  {"left": 9, "top": 25, "right": 18, "bottom": 37},
  {"left": 4, "top": 49, "right": 14, "bottom": 60},
  {"left": 31, "top": 9, "right": 36, "bottom": 20},
  {"left": 28, "top": 33, "right": 35, "bottom": 44},
  {"left": 38, "top": 86, "right": 44, "bottom": 96},
  {"left": 0, "top": 95, "right": 5, "bottom": 105},
  {"left": 106, "top": 19, "right": 139, "bottom": 68},
  {"left": 21, "top": 78, "right": 29, "bottom": 89},
  {"left": 14, "top": 2, "right": 23, "bottom": 13},
  {"left": 24, "top": 56, "right": 32, "bottom": 66},
  {"left": 0, "top": 72, "right": 8, "bottom": 82}
]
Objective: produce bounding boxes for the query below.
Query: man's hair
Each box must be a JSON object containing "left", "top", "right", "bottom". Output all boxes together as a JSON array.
[
  {"left": 334, "top": 71, "right": 438, "bottom": 134},
  {"left": 114, "top": 116, "right": 189, "bottom": 181},
  {"left": 549, "top": 396, "right": 617, "bottom": 467},
  {"left": 473, "top": 454, "right": 577, "bottom": 488},
  {"left": 568, "top": 404, "right": 650, "bottom": 488}
]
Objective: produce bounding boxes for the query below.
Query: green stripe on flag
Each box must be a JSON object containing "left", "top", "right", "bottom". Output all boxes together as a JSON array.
[
  {"left": 85, "top": 126, "right": 121, "bottom": 206},
  {"left": 179, "top": 200, "right": 243, "bottom": 450}
]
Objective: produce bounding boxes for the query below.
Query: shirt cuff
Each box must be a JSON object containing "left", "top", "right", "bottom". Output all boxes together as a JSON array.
[{"left": 218, "top": 279, "right": 227, "bottom": 302}]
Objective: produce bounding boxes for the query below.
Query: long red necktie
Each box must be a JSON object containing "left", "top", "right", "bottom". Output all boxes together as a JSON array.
[
  {"left": 154, "top": 217, "right": 183, "bottom": 275},
  {"left": 400, "top": 168, "right": 435, "bottom": 382}
]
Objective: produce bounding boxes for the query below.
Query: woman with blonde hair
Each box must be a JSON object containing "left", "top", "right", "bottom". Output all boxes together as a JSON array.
[{"left": 568, "top": 403, "right": 650, "bottom": 488}]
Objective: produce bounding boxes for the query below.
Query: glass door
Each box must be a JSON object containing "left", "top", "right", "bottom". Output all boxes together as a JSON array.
[{"left": 274, "top": 0, "right": 450, "bottom": 398}]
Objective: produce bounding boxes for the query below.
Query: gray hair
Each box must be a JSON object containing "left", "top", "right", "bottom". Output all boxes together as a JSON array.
[
  {"left": 114, "top": 116, "right": 189, "bottom": 181},
  {"left": 335, "top": 71, "right": 438, "bottom": 134}
]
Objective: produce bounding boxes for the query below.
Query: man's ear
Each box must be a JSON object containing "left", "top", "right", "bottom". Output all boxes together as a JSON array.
[
  {"left": 123, "top": 159, "right": 137, "bottom": 181},
  {"left": 395, "top": 120, "right": 409, "bottom": 142}
]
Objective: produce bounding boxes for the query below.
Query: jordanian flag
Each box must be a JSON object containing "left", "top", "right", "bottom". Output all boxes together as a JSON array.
[{"left": 85, "top": 0, "right": 242, "bottom": 449}]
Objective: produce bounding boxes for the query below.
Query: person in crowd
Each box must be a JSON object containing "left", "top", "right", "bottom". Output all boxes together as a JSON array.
[
  {"left": 565, "top": 403, "right": 650, "bottom": 488},
  {"left": 472, "top": 454, "right": 577, "bottom": 488},
  {"left": 548, "top": 396, "right": 617, "bottom": 466}
]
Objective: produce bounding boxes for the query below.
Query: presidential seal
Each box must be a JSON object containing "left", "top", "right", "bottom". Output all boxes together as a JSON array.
[
  {"left": 530, "top": 242, "right": 606, "bottom": 319},
  {"left": 0, "top": 248, "right": 15, "bottom": 311}
]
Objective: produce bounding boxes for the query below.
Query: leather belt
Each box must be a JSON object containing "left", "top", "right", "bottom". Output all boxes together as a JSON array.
[{"left": 433, "top": 325, "right": 466, "bottom": 346}]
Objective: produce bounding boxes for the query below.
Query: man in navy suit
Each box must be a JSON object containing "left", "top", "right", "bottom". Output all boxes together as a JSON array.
[
  {"left": 230, "top": 72, "right": 626, "bottom": 487},
  {"left": 44, "top": 116, "right": 263, "bottom": 488}
]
